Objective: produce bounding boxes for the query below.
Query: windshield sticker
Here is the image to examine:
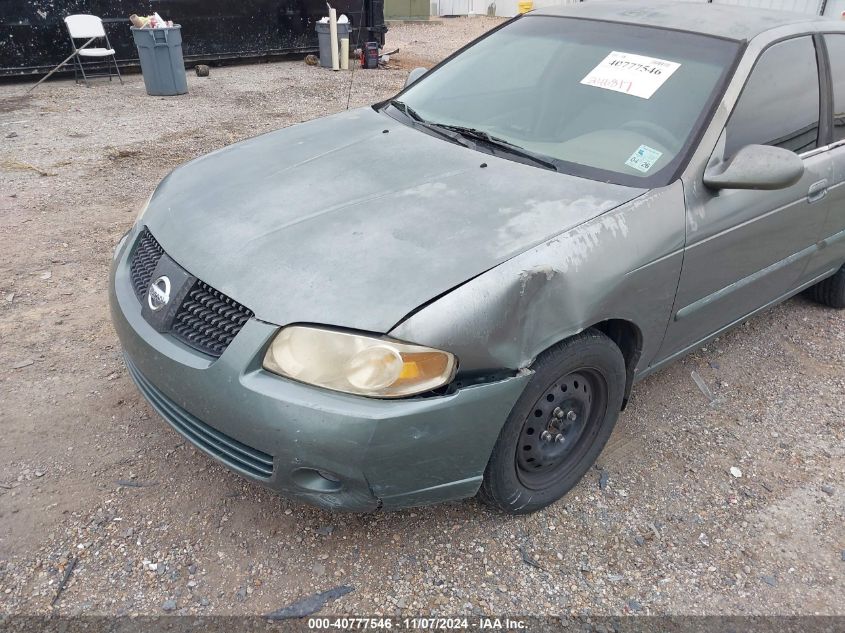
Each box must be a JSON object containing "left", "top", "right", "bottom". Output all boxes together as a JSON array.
[
  {"left": 625, "top": 145, "right": 663, "bottom": 173},
  {"left": 581, "top": 51, "right": 681, "bottom": 99}
]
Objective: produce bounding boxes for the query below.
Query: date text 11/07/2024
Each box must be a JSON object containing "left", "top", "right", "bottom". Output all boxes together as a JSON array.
[{"left": 306, "top": 618, "right": 528, "bottom": 630}]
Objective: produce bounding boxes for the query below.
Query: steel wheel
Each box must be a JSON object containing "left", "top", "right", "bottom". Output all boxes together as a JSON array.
[{"left": 516, "top": 369, "right": 607, "bottom": 490}]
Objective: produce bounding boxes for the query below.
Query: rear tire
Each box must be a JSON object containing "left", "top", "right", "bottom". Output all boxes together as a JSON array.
[
  {"left": 807, "top": 264, "right": 845, "bottom": 309},
  {"left": 478, "top": 330, "right": 626, "bottom": 515}
]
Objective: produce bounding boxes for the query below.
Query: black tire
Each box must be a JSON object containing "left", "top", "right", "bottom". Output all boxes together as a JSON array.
[
  {"left": 478, "top": 329, "right": 626, "bottom": 515},
  {"left": 807, "top": 264, "right": 845, "bottom": 309}
]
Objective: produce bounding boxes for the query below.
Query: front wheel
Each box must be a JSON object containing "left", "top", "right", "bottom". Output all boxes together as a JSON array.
[{"left": 478, "top": 330, "right": 626, "bottom": 515}]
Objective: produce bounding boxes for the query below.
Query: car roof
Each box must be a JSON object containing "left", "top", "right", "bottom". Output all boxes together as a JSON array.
[{"left": 531, "top": 0, "right": 842, "bottom": 41}]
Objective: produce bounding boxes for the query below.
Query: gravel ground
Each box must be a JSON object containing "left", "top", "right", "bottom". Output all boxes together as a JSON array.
[{"left": 1, "top": 16, "right": 844, "bottom": 620}]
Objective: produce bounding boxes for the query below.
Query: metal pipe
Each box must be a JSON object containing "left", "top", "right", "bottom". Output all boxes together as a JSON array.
[{"left": 329, "top": 7, "right": 340, "bottom": 71}]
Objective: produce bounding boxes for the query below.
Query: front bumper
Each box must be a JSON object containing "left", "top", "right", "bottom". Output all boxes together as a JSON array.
[{"left": 109, "top": 227, "right": 530, "bottom": 511}]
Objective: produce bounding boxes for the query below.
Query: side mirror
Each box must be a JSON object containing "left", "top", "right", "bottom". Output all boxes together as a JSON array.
[
  {"left": 405, "top": 67, "right": 427, "bottom": 89},
  {"left": 703, "top": 144, "right": 804, "bottom": 191}
]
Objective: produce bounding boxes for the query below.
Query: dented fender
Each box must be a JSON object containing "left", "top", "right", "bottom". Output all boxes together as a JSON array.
[{"left": 390, "top": 182, "right": 687, "bottom": 377}]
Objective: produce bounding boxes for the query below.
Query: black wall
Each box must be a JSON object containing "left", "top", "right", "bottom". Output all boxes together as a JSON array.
[{"left": 0, "top": 0, "right": 385, "bottom": 76}]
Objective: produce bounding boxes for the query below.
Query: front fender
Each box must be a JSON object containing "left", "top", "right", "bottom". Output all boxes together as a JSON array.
[{"left": 389, "top": 182, "right": 687, "bottom": 375}]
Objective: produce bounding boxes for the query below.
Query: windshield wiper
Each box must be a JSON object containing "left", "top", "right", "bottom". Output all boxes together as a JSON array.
[
  {"left": 389, "top": 99, "right": 425, "bottom": 123},
  {"left": 388, "top": 100, "right": 473, "bottom": 148},
  {"left": 433, "top": 124, "right": 559, "bottom": 172}
]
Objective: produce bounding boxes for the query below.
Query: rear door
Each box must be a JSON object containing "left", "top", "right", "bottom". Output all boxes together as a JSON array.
[{"left": 656, "top": 35, "right": 832, "bottom": 362}]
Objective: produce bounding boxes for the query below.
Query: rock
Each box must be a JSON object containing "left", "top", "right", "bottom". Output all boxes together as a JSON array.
[
  {"left": 626, "top": 599, "right": 642, "bottom": 612},
  {"left": 730, "top": 467, "right": 742, "bottom": 478},
  {"left": 188, "top": 564, "right": 197, "bottom": 575},
  {"left": 316, "top": 525, "right": 334, "bottom": 536},
  {"left": 634, "top": 535, "right": 645, "bottom": 547},
  {"left": 761, "top": 575, "right": 777, "bottom": 587},
  {"left": 599, "top": 470, "right": 609, "bottom": 491},
  {"left": 6, "top": 132, "right": 18, "bottom": 138},
  {"left": 40, "top": 271, "right": 52, "bottom": 280},
  {"left": 305, "top": 54, "right": 319, "bottom": 66},
  {"left": 162, "top": 599, "right": 177, "bottom": 612},
  {"left": 821, "top": 484, "right": 834, "bottom": 496},
  {"left": 200, "top": 597, "right": 210, "bottom": 607},
  {"left": 195, "top": 64, "right": 210, "bottom": 77},
  {"left": 236, "top": 587, "right": 247, "bottom": 602}
]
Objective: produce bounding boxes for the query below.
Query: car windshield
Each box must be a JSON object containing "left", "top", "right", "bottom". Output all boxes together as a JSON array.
[{"left": 391, "top": 16, "right": 741, "bottom": 187}]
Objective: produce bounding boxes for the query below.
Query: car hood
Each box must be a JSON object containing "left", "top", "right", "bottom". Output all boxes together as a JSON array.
[{"left": 144, "top": 107, "right": 646, "bottom": 333}]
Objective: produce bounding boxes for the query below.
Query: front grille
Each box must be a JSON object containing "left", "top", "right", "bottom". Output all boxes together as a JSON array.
[
  {"left": 171, "top": 281, "right": 254, "bottom": 357},
  {"left": 125, "top": 356, "right": 274, "bottom": 479},
  {"left": 128, "top": 229, "right": 253, "bottom": 358},
  {"left": 129, "top": 228, "right": 163, "bottom": 300}
]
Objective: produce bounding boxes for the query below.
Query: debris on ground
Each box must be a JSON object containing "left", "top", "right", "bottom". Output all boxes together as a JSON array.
[
  {"left": 691, "top": 370, "right": 717, "bottom": 404},
  {"left": 1, "top": 159, "right": 56, "bottom": 176},
  {"left": 730, "top": 467, "right": 743, "bottom": 479},
  {"left": 116, "top": 479, "right": 158, "bottom": 488},
  {"left": 599, "top": 470, "right": 609, "bottom": 491},
  {"left": 264, "top": 586, "right": 354, "bottom": 619},
  {"left": 106, "top": 147, "right": 141, "bottom": 160},
  {"left": 518, "top": 545, "right": 543, "bottom": 570},
  {"left": 50, "top": 556, "right": 78, "bottom": 606}
]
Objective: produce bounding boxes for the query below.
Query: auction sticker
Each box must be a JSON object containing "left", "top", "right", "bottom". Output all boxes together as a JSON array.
[
  {"left": 625, "top": 144, "right": 663, "bottom": 173},
  {"left": 581, "top": 51, "right": 681, "bottom": 99}
]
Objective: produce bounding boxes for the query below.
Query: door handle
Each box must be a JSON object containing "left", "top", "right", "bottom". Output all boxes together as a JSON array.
[{"left": 808, "top": 179, "right": 828, "bottom": 203}]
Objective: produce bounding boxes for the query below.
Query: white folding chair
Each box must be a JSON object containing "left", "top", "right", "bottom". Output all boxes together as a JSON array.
[{"left": 64, "top": 15, "right": 123, "bottom": 87}]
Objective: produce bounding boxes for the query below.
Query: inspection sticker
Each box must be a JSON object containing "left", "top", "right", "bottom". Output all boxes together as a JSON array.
[
  {"left": 625, "top": 144, "right": 663, "bottom": 173},
  {"left": 581, "top": 51, "right": 681, "bottom": 99}
]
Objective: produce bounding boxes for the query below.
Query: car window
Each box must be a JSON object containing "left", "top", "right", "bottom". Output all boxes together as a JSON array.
[
  {"left": 394, "top": 16, "right": 741, "bottom": 188},
  {"left": 725, "top": 37, "right": 820, "bottom": 158},
  {"left": 824, "top": 34, "right": 845, "bottom": 142}
]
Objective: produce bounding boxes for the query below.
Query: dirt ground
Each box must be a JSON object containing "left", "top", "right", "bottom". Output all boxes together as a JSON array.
[{"left": 0, "top": 16, "right": 843, "bottom": 620}]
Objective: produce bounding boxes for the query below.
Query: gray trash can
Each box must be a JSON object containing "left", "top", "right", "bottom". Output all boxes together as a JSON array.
[
  {"left": 131, "top": 26, "right": 188, "bottom": 96},
  {"left": 315, "top": 22, "right": 350, "bottom": 69}
]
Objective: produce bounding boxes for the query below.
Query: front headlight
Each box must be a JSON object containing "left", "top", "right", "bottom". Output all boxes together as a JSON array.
[{"left": 262, "top": 326, "right": 457, "bottom": 398}]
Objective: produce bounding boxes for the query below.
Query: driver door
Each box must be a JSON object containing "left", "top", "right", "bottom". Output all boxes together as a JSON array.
[{"left": 656, "top": 35, "right": 832, "bottom": 362}]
